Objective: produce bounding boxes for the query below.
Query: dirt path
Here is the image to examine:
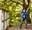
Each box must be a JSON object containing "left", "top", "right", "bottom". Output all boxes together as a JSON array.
[{"left": 6, "top": 24, "right": 32, "bottom": 30}]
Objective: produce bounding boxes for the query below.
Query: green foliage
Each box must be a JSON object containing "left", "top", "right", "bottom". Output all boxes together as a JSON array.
[
  {"left": 29, "top": 3, "right": 32, "bottom": 12},
  {"left": 0, "top": 0, "right": 32, "bottom": 26}
]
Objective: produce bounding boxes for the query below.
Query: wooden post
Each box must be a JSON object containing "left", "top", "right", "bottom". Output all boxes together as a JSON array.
[
  {"left": 0, "top": 10, "right": 3, "bottom": 30},
  {"left": 0, "top": 9, "right": 5, "bottom": 30},
  {"left": 2, "top": 10, "right": 5, "bottom": 30}
]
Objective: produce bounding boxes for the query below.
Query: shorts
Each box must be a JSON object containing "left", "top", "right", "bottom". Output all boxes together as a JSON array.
[{"left": 23, "top": 18, "right": 27, "bottom": 21}]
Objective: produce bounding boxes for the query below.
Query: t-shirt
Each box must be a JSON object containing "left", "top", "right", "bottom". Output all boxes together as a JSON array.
[{"left": 21, "top": 9, "right": 28, "bottom": 19}]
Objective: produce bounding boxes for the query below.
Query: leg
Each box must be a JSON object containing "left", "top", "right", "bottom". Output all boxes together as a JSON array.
[
  {"left": 20, "top": 22, "right": 23, "bottom": 29},
  {"left": 20, "top": 19, "right": 25, "bottom": 29},
  {"left": 25, "top": 19, "right": 27, "bottom": 29}
]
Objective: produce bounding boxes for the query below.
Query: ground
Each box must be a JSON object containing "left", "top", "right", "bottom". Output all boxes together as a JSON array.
[{"left": 6, "top": 24, "right": 32, "bottom": 30}]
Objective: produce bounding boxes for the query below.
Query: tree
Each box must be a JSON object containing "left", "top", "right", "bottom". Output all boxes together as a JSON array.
[
  {"left": 0, "top": 0, "right": 23, "bottom": 26},
  {"left": 0, "top": 0, "right": 32, "bottom": 26}
]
